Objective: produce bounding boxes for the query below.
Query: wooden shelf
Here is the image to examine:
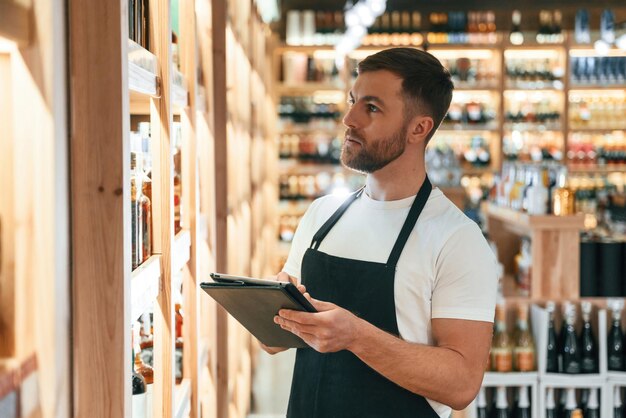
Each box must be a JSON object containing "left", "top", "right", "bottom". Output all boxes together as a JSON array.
[
  {"left": 568, "top": 127, "right": 626, "bottom": 133},
  {"left": 484, "top": 203, "right": 584, "bottom": 232},
  {"left": 503, "top": 122, "right": 563, "bottom": 132},
  {"left": 439, "top": 124, "right": 498, "bottom": 132},
  {"left": 568, "top": 164, "right": 626, "bottom": 174},
  {"left": 175, "top": 378, "right": 192, "bottom": 418},
  {"left": 0, "top": 2, "right": 30, "bottom": 46},
  {"left": 130, "top": 255, "right": 161, "bottom": 323},
  {"left": 483, "top": 372, "right": 538, "bottom": 386},
  {"left": 173, "top": 230, "right": 191, "bottom": 273},
  {"left": 569, "top": 85, "right": 626, "bottom": 91}
]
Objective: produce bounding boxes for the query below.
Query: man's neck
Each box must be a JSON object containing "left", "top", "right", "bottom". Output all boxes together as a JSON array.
[{"left": 365, "top": 166, "right": 427, "bottom": 201}]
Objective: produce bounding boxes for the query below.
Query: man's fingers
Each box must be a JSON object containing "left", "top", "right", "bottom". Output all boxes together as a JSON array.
[
  {"left": 310, "top": 297, "right": 337, "bottom": 312},
  {"left": 275, "top": 316, "right": 318, "bottom": 334},
  {"left": 278, "top": 309, "right": 317, "bottom": 325}
]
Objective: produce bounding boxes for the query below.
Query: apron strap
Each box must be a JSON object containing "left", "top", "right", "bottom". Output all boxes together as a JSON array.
[
  {"left": 386, "top": 177, "right": 432, "bottom": 268},
  {"left": 310, "top": 186, "right": 365, "bottom": 250}
]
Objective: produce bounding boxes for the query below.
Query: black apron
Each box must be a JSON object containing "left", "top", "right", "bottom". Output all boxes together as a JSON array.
[{"left": 287, "top": 178, "right": 440, "bottom": 418}]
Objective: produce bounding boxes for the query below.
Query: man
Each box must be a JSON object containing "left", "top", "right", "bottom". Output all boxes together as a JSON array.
[{"left": 264, "top": 47, "right": 497, "bottom": 418}]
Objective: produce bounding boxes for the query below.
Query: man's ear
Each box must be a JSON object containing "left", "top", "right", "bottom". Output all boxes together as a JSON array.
[{"left": 407, "top": 115, "right": 434, "bottom": 145}]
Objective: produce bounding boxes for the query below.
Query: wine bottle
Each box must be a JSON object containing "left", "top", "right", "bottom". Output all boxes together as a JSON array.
[
  {"left": 515, "top": 386, "right": 531, "bottom": 418},
  {"left": 615, "top": 386, "right": 623, "bottom": 418},
  {"left": 546, "top": 302, "right": 559, "bottom": 373},
  {"left": 580, "top": 301, "right": 598, "bottom": 373},
  {"left": 132, "top": 348, "right": 147, "bottom": 418},
  {"left": 585, "top": 388, "right": 600, "bottom": 418},
  {"left": 608, "top": 299, "right": 625, "bottom": 371},
  {"left": 509, "top": 10, "right": 523, "bottom": 46},
  {"left": 563, "top": 388, "right": 578, "bottom": 418},
  {"left": 476, "top": 386, "right": 488, "bottom": 418},
  {"left": 514, "top": 304, "right": 535, "bottom": 371},
  {"left": 495, "top": 386, "right": 510, "bottom": 418},
  {"left": 492, "top": 303, "right": 513, "bottom": 372},
  {"left": 546, "top": 387, "right": 557, "bottom": 418},
  {"left": 562, "top": 303, "right": 581, "bottom": 374}
]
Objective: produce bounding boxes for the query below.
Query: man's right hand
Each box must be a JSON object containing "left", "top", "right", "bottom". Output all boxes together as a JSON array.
[{"left": 257, "top": 271, "right": 298, "bottom": 355}]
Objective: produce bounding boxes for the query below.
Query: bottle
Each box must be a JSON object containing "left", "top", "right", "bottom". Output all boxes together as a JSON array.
[
  {"left": 580, "top": 301, "right": 598, "bottom": 373},
  {"left": 546, "top": 301, "right": 559, "bottom": 373},
  {"left": 495, "top": 386, "right": 510, "bottom": 418},
  {"left": 552, "top": 167, "right": 576, "bottom": 216},
  {"left": 173, "top": 123, "right": 183, "bottom": 234},
  {"left": 130, "top": 152, "right": 143, "bottom": 269},
  {"left": 514, "top": 239, "right": 532, "bottom": 297},
  {"left": 514, "top": 304, "right": 535, "bottom": 371},
  {"left": 476, "top": 386, "right": 488, "bottom": 418},
  {"left": 132, "top": 348, "right": 147, "bottom": 418},
  {"left": 515, "top": 386, "right": 531, "bottom": 418},
  {"left": 526, "top": 168, "right": 548, "bottom": 215},
  {"left": 562, "top": 303, "right": 581, "bottom": 374},
  {"left": 571, "top": 409, "right": 583, "bottom": 418},
  {"left": 175, "top": 303, "right": 184, "bottom": 384},
  {"left": 509, "top": 10, "right": 524, "bottom": 45},
  {"left": 608, "top": 299, "right": 625, "bottom": 371},
  {"left": 585, "top": 388, "right": 600, "bottom": 418},
  {"left": 139, "top": 313, "right": 154, "bottom": 367},
  {"left": 492, "top": 303, "right": 513, "bottom": 372},
  {"left": 136, "top": 154, "right": 152, "bottom": 261},
  {"left": 615, "top": 386, "right": 623, "bottom": 418},
  {"left": 546, "top": 387, "right": 557, "bottom": 418},
  {"left": 563, "top": 388, "right": 578, "bottom": 418}
]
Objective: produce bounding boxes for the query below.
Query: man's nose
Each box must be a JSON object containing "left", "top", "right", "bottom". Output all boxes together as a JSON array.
[{"left": 342, "top": 106, "right": 357, "bottom": 128}]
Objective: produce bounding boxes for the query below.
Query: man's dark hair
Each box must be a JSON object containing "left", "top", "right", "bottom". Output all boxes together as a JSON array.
[{"left": 357, "top": 47, "right": 453, "bottom": 142}]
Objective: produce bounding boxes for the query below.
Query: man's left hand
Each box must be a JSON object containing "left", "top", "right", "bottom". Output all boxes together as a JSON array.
[{"left": 275, "top": 286, "right": 362, "bottom": 353}]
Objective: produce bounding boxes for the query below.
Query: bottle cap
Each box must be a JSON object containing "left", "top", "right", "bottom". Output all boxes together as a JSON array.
[
  {"left": 476, "top": 387, "right": 487, "bottom": 408},
  {"left": 545, "top": 387, "right": 556, "bottom": 409},
  {"left": 587, "top": 388, "right": 599, "bottom": 409},
  {"left": 518, "top": 386, "right": 530, "bottom": 408},
  {"left": 496, "top": 386, "right": 508, "bottom": 409},
  {"left": 565, "top": 388, "right": 577, "bottom": 409}
]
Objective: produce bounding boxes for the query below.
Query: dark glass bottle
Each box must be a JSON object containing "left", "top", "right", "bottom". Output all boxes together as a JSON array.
[
  {"left": 563, "top": 388, "right": 577, "bottom": 418},
  {"left": 495, "top": 386, "right": 510, "bottom": 418},
  {"left": 580, "top": 301, "right": 598, "bottom": 373},
  {"left": 608, "top": 301, "right": 625, "bottom": 371},
  {"left": 132, "top": 349, "right": 147, "bottom": 418},
  {"left": 545, "top": 387, "right": 556, "bottom": 418},
  {"left": 562, "top": 304, "right": 581, "bottom": 374},
  {"left": 476, "top": 386, "right": 488, "bottom": 418},
  {"left": 515, "top": 386, "right": 531, "bottom": 418},
  {"left": 546, "top": 302, "right": 559, "bottom": 373},
  {"left": 614, "top": 386, "right": 623, "bottom": 418},
  {"left": 585, "top": 388, "right": 600, "bottom": 418}
]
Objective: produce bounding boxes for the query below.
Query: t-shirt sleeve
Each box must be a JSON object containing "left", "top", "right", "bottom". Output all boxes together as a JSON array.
[
  {"left": 431, "top": 223, "right": 498, "bottom": 322},
  {"left": 281, "top": 200, "right": 320, "bottom": 283}
]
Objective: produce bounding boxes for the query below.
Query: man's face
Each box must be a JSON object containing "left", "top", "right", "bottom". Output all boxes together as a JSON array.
[{"left": 341, "top": 70, "right": 410, "bottom": 174}]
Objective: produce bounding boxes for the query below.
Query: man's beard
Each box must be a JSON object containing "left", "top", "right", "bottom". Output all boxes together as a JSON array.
[{"left": 341, "top": 124, "right": 408, "bottom": 174}]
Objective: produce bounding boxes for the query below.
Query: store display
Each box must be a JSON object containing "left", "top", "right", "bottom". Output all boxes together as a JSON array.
[
  {"left": 561, "top": 303, "right": 582, "bottom": 374},
  {"left": 571, "top": 56, "right": 626, "bottom": 85},
  {"left": 569, "top": 91, "right": 626, "bottom": 130},
  {"left": 172, "top": 122, "right": 183, "bottom": 234},
  {"left": 363, "top": 11, "right": 423, "bottom": 47},
  {"left": 586, "top": 388, "right": 600, "bottom": 418},
  {"left": 505, "top": 55, "right": 564, "bottom": 90},
  {"left": 504, "top": 91, "right": 562, "bottom": 129},
  {"left": 514, "top": 238, "right": 532, "bottom": 296},
  {"left": 475, "top": 387, "right": 488, "bottom": 418},
  {"left": 546, "top": 302, "right": 559, "bottom": 373},
  {"left": 442, "top": 92, "right": 497, "bottom": 128},
  {"left": 546, "top": 387, "right": 556, "bottom": 418},
  {"left": 552, "top": 166, "right": 576, "bottom": 216},
  {"left": 563, "top": 388, "right": 578, "bottom": 418},
  {"left": 516, "top": 386, "right": 531, "bottom": 418},
  {"left": 535, "top": 10, "right": 564, "bottom": 44},
  {"left": 615, "top": 386, "right": 624, "bottom": 418},
  {"left": 574, "top": 9, "right": 591, "bottom": 44},
  {"left": 278, "top": 133, "right": 342, "bottom": 164},
  {"left": 490, "top": 303, "right": 513, "bottom": 372},
  {"left": 494, "top": 386, "right": 509, "bottom": 418},
  {"left": 513, "top": 305, "right": 536, "bottom": 371}
]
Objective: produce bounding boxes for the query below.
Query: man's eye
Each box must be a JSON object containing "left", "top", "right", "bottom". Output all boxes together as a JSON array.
[
  {"left": 347, "top": 99, "right": 355, "bottom": 106},
  {"left": 367, "top": 104, "right": 379, "bottom": 112}
]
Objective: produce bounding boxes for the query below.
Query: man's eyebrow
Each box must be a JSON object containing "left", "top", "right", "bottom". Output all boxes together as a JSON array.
[{"left": 348, "top": 92, "right": 386, "bottom": 107}]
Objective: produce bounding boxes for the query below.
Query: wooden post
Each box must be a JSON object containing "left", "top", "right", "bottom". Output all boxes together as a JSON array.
[
  {"left": 180, "top": 0, "right": 200, "bottom": 416},
  {"left": 149, "top": 0, "right": 176, "bottom": 415},
  {"left": 69, "top": 0, "right": 129, "bottom": 415},
  {"left": 211, "top": 0, "right": 229, "bottom": 417}
]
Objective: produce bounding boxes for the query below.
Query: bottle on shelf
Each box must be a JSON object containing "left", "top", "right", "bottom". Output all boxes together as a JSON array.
[
  {"left": 133, "top": 323, "right": 153, "bottom": 418},
  {"left": 608, "top": 299, "right": 625, "bottom": 371},
  {"left": 615, "top": 386, "right": 623, "bottom": 418},
  {"left": 172, "top": 122, "right": 183, "bottom": 234},
  {"left": 175, "top": 302, "right": 184, "bottom": 385},
  {"left": 585, "top": 388, "right": 600, "bottom": 418},
  {"left": 509, "top": 10, "right": 523, "bottom": 46},
  {"left": 563, "top": 388, "right": 578, "bottom": 418},
  {"left": 546, "top": 387, "right": 557, "bottom": 418},
  {"left": 495, "top": 386, "right": 510, "bottom": 418},
  {"left": 513, "top": 304, "right": 535, "bottom": 371},
  {"left": 130, "top": 152, "right": 143, "bottom": 270},
  {"left": 580, "top": 301, "right": 598, "bottom": 374},
  {"left": 514, "top": 237, "right": 532, "bottom": 297},
  {"left": 546, "top": 301, "right": 559, "bottom": 373},
  {"left": 139, "top": 313, "right": 154, "bottom": 367},
  {"left": 475, "top": 386, "right": 488, "bottom": 418},
  {"left": 491, "top": 303, "right": 513, "bottom": 373},
  {"left": 562, "top": 303, "right": 581, "bottom": 374},
  {"left": 515, "top": 386, "right": 531, "bottom": 418},
  {"left": 525, "top": 167, "right": 549, "bottom": 215},
  {"left": 552, "top": 167, "right": 575, "bottom": 216},
  {"left": 136, "top": 153, "right": 152, "bottom": 261}
]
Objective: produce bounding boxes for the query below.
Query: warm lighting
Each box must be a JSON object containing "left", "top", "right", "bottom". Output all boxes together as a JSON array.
[
  {"left": 617, "top": 34, "right": 626, "bottom": 51},
  {"left": 313, "top": 91, "right": 345, "bottom": 104},
  {"left": 570, "top": 48, "right": 626, "bottom": 57},
  {"left": 0, "top": 36, "right": 16, "bottom": 53},
  {"left": 504, "top": 49, "right": 561, "bottom": 59},
  {"left": 312, "top": 49, "right": 339, "bottom": 59},
  {"left": 430, "top": 49, "right": 493, "bottom": 60}
]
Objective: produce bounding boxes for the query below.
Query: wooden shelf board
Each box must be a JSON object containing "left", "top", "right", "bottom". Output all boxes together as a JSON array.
[
  {"left": 173, "top": 230, "right": 191, "bottom": 272},
  {"left": 199, "top": 338, "right": 210, "bottom": 368},
  {"left": 129, "top": 61, "right": 158, "bottom": 97},
  {"left": 175, "top": 378, "right": 192, "bottom": 418},
  {"left": 569, "top": 85, "right": 626, "bottom": 91},
  {"left": 567, "top": 127, "right": 626, "bottom": 133},
  {"left": 568, "top": 165, "right": 626, "bottom": 174},
  {"left": 484, "top": 202, "right": 585, "bottom": 231},
  {"left": 482, "top": 372, "right": 538, "bottom": 386},
  {"left": 130, "top": 255, "right": 162, "bottom": 323},
  {"left": 0, "top": 2, "right": 30, "bottom": 46},
  {"left": 172, "top": 78, "right": 189, "bottom": 110}
]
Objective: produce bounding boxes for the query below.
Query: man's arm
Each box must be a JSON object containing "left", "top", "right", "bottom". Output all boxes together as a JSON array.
[{"left": 276, "top": 296, "right": 492, "bottom": 410}]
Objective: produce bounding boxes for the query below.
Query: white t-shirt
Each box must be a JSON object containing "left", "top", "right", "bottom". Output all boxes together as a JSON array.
[{"left": 283, "top": 186, "right": 498, "bottom": 418}]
